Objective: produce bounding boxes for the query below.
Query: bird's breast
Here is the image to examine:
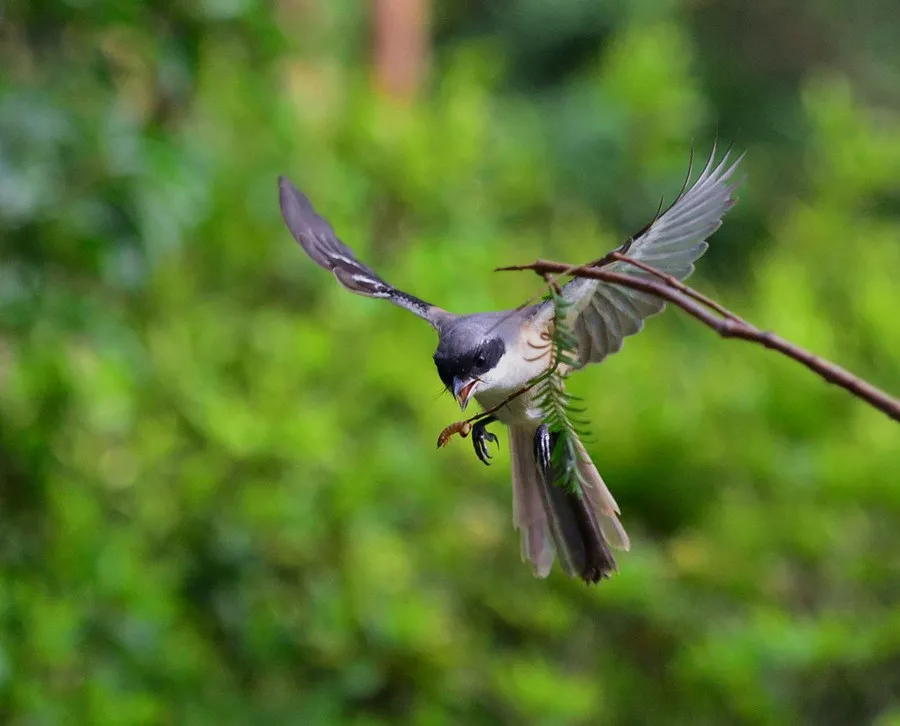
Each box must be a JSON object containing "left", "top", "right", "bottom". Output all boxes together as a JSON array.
[
  {"left": 474, "top": 386, "right": 542, "bottom": 426},
  {"left": 474, "top": 323, "right": 551, "bottom": 426}
]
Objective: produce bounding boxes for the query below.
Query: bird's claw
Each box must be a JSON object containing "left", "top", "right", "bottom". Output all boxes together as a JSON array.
[
  {"left": 472, "top": 419, "right": 499, "bottom": 466},
  {"left": 534, "top": 424, "right": 553, "bottom": 473}
]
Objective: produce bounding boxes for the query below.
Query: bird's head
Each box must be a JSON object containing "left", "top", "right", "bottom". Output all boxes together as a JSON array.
[{"left": 432, "top": 314, "right": 510, "bottom": 411}]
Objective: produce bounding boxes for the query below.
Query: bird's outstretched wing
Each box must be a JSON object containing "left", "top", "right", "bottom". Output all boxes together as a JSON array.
[
  {"left": 278, "top": 177, "right": 451, "bottom": 330},
  {"left": 532, "top": 146, "right": 743, "bottom": 366}
]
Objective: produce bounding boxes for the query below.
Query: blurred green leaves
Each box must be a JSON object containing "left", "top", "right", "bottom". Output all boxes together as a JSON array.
[{"left": 2, "top": 1, "right": 900, "bottom": 725}]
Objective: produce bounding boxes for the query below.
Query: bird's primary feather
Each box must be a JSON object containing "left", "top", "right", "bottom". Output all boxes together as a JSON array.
[
  {"left": 532, "top": 146, "right": 743, "bottom": 366},
  {"left": 278, "top": 177, "right": 452, "bottom": 330}
]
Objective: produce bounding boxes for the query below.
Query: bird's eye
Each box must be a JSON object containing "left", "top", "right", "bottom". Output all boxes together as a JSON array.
[{"left": 474, "top": 353, "right": 486, "bottom": 367}]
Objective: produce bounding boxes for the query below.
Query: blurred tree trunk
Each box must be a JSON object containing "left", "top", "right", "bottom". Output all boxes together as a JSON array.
[{"left": 371, "top": 0, "right": 429, "bottom": 100}]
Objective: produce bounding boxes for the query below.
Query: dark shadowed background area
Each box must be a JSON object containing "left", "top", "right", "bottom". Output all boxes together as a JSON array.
[{"left": 2, "top": 1, "right": 900, "bottom": 724}]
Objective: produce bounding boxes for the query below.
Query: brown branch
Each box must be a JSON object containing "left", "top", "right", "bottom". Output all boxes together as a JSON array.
[
  {"left": 611, "top": 252, "right": 743, "bottom": 324},
  {"left": 494, "top": 258, "right": 900, "bottom": 425}
]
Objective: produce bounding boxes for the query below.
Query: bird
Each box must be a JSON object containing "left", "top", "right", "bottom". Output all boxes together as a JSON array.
[{"left": 277, "top": 147, "right": 742, "bottom": 583}]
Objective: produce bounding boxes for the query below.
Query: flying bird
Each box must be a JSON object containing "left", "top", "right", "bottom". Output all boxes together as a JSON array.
[{"left": 278, "top": 148, "right": 742, "bottom": 583}]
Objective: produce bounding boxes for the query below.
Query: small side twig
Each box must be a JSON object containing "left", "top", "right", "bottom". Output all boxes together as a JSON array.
[
  {"left": 436, "top": 383, "right": 538, "bottom": 448},
  {"left": 493, "top": 258, "right": 900, "bottom": 425}
]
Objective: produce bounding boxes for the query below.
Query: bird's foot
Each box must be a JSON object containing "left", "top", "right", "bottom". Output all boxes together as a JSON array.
[
  {"left": 533, "top": 424, "right": 554, "bottom": 473},
  {"left": 472, "top": 417, "right": 499, "bottom": 466}
]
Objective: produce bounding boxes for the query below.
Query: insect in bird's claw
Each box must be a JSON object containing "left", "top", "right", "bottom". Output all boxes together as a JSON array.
[{"left": 436, "top": 420, "right": 472, "bottom": 448}]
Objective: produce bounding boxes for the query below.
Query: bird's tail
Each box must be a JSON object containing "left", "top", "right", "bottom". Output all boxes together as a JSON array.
[{"left": 509, "top": 425, "right": 630, "bottom": 583}]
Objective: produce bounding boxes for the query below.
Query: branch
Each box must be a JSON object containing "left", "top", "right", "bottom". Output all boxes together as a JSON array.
[
  {"left": 493, "top": 257, "right": 900, "bottom": 424},
  {"left": 436, "top": 377, "right": 539, "bottom": 448}
]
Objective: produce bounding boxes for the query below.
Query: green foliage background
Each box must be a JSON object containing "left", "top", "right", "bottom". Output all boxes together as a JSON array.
[{"left": 2, "top": 2, "right": 900, "bottom": 724}]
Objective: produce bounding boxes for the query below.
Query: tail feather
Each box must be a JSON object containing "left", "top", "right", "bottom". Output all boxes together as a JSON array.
[
  {"left": 509, "top": 425, "right": 628, "bottom": 583},
  {"left": 574, "top": 438, "right": 631, "bottom": 552},
  {"left": 510, "top": 426, "right": 555, "bottom": 577}
]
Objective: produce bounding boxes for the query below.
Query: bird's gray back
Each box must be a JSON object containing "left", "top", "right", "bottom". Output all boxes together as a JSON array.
[{"left": 434, "top": 309, "right": 532, "bottom": 358}]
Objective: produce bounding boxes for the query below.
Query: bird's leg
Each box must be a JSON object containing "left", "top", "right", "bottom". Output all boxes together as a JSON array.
[{"left": 471, "top": 415, "right": 499, "bottom": 466}]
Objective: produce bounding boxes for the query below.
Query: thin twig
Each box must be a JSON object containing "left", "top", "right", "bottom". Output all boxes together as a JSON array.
[
  {"left": 436, "top": 375, "right": 540, "bottom": 448},
  {"left": 494, "top": 259, "right": 900, "bottom": 424}
]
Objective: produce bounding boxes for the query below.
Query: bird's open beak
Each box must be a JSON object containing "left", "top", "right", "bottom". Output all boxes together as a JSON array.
[{"left": 452, "top": 377, "right": 479, "bottom": 411}]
